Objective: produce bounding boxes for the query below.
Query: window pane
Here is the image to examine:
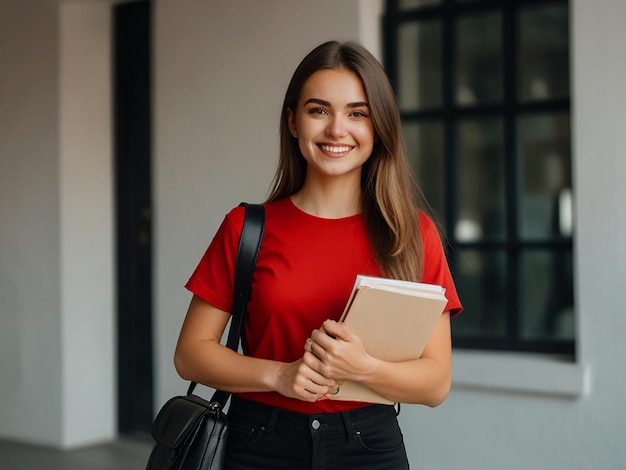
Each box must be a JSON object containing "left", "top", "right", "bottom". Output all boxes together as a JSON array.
[
  {"left": 452, "top": 249, "right": 507, "bottom": 338},
  {"left": 519, "top": 4, "right": 569, "bottom": 101},
  {"left": 403, "top": 121, "right": 445, "bottom": 217},
  {"left": 521, "top": 250, "right": 574, "bottom": 341},
  {"left": 457, "top": 118, "right": 505, "bottom": 241},
  {"left": 456, "top": 12, "right": 502, "bottom": 105},
  {"left": 398, "top": 21, "right": 442, "bottom": 110},
  {"left": 399, "top": 0, "right": 440, "bottom": 9},
  {"left": 519, "top": 113, "right": 572, "bottom": 239}
]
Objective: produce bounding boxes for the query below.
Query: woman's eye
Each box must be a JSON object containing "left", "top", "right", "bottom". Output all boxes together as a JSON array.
[
  {"left": 350, "top": 110, "right": 368, "bottom": 118},
  {"left": 309, "top": 108, "right": 328, "bottom": 116}
]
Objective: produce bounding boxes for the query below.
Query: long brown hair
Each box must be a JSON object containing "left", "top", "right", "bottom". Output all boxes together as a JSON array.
[{"left": 267, "top": 41, "right": 429, "bottom": 282}]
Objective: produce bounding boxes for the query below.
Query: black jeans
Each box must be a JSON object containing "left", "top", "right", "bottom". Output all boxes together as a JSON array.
[{"left": 225, "top": 397, "right": 409, "bottom": 470}]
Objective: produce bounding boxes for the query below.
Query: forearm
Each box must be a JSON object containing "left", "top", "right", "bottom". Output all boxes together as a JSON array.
[
  {"left": 174, "top": 340, "right": 282, "bottom": 393},
  {"left": 358, "top": 355, "right": 451, "bottom": 407},
  {"left": 175, "top": 295, "right": 339, "bottom": 401}
]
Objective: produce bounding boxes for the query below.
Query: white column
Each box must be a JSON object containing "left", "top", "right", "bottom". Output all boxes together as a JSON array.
[{"left": 59, "top": 1, "right": 115, "bottom": 448}]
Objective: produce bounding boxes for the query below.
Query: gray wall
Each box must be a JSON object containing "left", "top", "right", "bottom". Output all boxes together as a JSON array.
[
  {"left": 1, "top": 0, "right": 625, "bottom": 467},
  {"left": 0, "top": 0, "right": 63, "bottom": 446},
  {"left": 0, "top": 0, "right": 114, "bottom": 448}
]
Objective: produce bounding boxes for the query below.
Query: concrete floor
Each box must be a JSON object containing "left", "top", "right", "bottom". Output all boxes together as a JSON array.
[{"left": 0, "top": 436, "right": 153, "bottom": 470}]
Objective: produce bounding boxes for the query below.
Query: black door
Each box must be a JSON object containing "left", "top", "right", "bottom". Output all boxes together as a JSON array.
[{"left": 114, "top": 0, "right": 153, "bottom": 435}]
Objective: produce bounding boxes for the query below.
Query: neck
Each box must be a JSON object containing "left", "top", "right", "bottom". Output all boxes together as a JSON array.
[{"left": 291, "top": 174, "right": 362, "bottom": 219}]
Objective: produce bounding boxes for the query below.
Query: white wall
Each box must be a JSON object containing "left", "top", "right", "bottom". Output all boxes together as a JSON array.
[
  {"left": 0, "top": 0, "right": 114, "bottom": 448},
  {"left": 0, "top": 0, "right": 63, "bottom": 446},
  {"left": 59, "top": 1, "right": 115, "bottom": 447}
]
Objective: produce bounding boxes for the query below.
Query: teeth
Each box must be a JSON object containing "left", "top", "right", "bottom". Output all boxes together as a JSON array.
[{"left": 320, "top": 145, "right": 352, "bottom": 153}]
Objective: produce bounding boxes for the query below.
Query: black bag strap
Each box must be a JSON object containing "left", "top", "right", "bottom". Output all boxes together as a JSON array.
[{"left": 186, "top": 202, "right": 265, "bottom": 406}]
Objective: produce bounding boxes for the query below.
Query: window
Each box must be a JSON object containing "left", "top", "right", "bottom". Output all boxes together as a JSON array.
[{"left": 384, "top": 0, "right": 573, "bottom": 354}]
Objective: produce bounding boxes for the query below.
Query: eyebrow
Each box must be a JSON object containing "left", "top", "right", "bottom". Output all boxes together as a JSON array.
[{"left": 304, "top": 98, "right": 369, "bottom": 109}]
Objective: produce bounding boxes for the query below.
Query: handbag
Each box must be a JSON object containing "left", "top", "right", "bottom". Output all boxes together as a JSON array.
[{"left": 146, "top": 202, "right": 265, "bottom": 470}]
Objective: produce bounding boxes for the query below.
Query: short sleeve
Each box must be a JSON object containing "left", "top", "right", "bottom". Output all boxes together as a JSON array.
[
  {"left": 420, "top": 213, "right": 463, "bottom": 317},
  {"left": 184, "top": 206, "right": 246, "bottom": 313}
]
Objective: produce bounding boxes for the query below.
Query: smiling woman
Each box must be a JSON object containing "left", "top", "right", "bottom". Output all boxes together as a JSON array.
[{"left": 174, "top": 40, "right": 462, "bottom": 470}]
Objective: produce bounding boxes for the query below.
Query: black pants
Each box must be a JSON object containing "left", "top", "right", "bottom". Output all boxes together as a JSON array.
[{"left": 225, "top": 397, "right": 409, "bottom": 470}]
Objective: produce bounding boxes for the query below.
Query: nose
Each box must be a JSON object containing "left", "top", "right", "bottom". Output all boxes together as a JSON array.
[{"left": 326, "top": 115, "right": 348, "bottom": 138}]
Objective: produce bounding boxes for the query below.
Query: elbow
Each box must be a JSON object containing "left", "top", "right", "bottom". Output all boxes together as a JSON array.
[
  {"left": 173, "top": 348, "right": 193, "bottom": 381},
  {"left": 424, "top": 376, "right": 451, "bottom": 408}
]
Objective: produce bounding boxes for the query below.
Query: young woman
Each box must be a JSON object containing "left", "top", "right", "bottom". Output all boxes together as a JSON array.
[{"left": 175, "top": 40, "right": 462, "bottom": 469}]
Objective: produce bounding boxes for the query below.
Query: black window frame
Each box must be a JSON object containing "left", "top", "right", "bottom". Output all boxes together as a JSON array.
[{"left": 383, "top": 0, "right": 574, "bottom": 355}]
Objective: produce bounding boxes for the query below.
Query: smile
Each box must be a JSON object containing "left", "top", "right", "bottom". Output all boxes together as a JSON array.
[{"left": 319, "top": 144, "right": 353, "bottom": 153}]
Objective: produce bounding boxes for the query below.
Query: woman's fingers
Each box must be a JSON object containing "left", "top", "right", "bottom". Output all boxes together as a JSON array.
[
  {"left": 305, "top": 320, "right": 373, "bottom": 384},
  {"left": 281, "top": 354, "right": 337, "bottom": 402},
  {"left": 302, "top": 351, "right": 336, "bottom": 383}
]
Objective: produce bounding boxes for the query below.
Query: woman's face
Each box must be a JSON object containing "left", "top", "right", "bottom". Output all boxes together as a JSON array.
[{"left": 288, "top": 68, "right": 375, "bottom": 182}]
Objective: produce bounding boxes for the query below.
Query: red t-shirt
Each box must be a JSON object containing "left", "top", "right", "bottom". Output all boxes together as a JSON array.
[{"left": 186, "top": 197, "right": 462, "bottom": 413}]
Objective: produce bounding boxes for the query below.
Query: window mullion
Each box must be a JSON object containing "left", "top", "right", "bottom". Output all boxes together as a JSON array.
[
  {"left": 503, "top": 0, "right": 521, "bottom": 343},
  {"left": 442, "top": 0, "right": 458, "bottom": 237}
]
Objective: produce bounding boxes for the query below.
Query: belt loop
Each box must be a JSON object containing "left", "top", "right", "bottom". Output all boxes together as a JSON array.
[
  {"left": 341, "top": 410, "right": 356, "bottom": 443},
  {"left": 265, "top": 406, "right": 280, "bottom": 441}
]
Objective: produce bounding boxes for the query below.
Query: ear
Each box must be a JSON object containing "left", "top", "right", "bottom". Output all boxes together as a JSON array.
[{"left": 287, "top": 108, "right": 298, "bottom": 138}]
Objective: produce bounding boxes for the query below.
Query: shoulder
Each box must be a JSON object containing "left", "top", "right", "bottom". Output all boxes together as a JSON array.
[
  {"left": 418, "top": 211, "right": 436, "bottom": 230},
  {"left": 222, "top": 200, "right": 286, "bottom": 234},
  {"left": 418, "top": 211, "right": 444, "bottom": 244},
  {"left": 222, "top": 204, "right": 247, "bottom": 233}
]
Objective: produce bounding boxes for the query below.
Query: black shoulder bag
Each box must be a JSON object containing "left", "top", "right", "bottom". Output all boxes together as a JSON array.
[{"left": 146, "top": 202, "right": 265, "bottom": 470}]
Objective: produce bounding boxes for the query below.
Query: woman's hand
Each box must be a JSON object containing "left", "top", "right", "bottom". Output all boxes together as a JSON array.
[
  {"left": 274, "top": 355, "right": 340, "bottom": 402},
  {"left": 305, "top": 320, "right": 376, "bottom": 386},
  {"left": 306, "top": 313, "right": 453, "bottom": 406}
]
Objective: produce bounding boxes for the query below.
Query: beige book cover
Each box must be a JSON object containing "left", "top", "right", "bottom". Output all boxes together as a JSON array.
[{"left": 328, "top": 275, "right": 448, "bottom": 405}]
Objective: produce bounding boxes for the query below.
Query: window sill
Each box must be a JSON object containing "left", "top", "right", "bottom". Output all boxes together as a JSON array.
[{"left": 452, "top": 349, "right": 590, "bottom": 398}]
